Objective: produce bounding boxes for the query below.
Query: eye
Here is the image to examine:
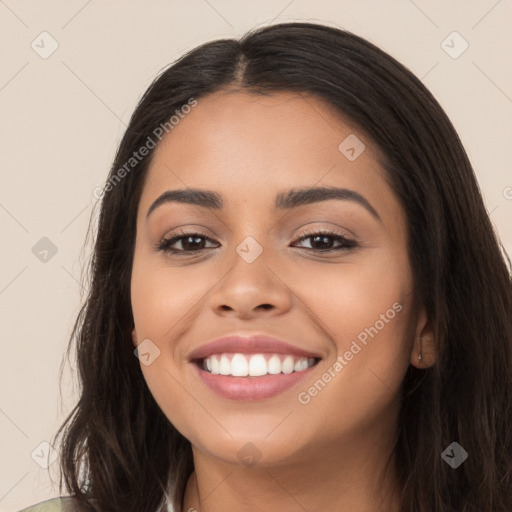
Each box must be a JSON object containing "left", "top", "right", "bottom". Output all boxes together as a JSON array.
[
  {"left": 155, "top": 228, "right": 358, "bottom": 256},
  {"left": 291, "top": 229, "right": 358, "bottom": 253},
  {"left": 155, "top": 230, "right": 219, "bottom": 255}
]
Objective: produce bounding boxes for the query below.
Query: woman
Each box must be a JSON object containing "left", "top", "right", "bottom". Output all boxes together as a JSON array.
[{"left": 21, "top": 21, "right": 512, "bottom": 512}]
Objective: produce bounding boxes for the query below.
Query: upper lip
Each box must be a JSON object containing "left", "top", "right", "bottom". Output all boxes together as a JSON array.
[{"left": 188, "top": 334, "right": 323, "bottom": 361}]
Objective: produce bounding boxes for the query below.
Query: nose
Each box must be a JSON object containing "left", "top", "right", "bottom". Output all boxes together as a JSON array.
[{"left": 208, "top": 247, "right": 293, "bottom": 320}]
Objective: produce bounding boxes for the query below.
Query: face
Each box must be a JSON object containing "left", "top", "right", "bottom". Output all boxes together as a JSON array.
[{"left": 130, "top": 90, "right": 432, "bottom": 467}]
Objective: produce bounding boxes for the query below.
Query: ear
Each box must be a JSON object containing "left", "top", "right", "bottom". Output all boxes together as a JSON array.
[
  {"left": 131, "top": 327, "right": 138, "bottom": 348},
  {"left": 410, "top": 306, "right": 436, "bottom": 369}
]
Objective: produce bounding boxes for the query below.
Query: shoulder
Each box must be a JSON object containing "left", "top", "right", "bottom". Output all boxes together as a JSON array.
[{"left": 18, "top": 496, "right": 81, "bottom": 512}]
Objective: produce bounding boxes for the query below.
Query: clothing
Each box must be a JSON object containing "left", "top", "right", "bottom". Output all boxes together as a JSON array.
[
  {"left": 18, "top": 496, "right": 176, "bottom": 511},
  {"left": 18, "top": 496, "right": 78, "bottom": 512}
]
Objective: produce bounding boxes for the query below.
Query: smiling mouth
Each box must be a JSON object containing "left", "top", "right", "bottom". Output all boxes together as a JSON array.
[{"left": 195, "top": 353, "right": 321, "bottom": 377}]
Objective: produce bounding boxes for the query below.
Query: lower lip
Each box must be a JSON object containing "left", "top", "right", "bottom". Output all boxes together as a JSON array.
[{"left": 193, "top": 362, "right": 318, "bottom": 400}]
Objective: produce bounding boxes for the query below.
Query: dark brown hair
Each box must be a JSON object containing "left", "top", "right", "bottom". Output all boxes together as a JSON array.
[{"left": 51, "top": 21, "right": 512, "bottom": 512}]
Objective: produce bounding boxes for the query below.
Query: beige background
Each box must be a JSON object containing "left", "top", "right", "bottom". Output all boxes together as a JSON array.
[{"left": 1, "top": 1, "right": 511, "bottom": 510}]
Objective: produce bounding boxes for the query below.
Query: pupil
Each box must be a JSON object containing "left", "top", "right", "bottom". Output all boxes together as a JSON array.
[
  {"left": 313, "top": 235, "right": 332, "bottom": 249},
  {"left": 183, "top": 236, "right": 204, "bottom": 250}
]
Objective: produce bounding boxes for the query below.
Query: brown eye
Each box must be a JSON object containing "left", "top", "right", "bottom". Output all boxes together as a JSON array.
[
  {"left": 292, "top": 230, "right": 357, "bottom": 252},
  {"left": 156, "top": 232, "right": 219, "bottom": 254}
]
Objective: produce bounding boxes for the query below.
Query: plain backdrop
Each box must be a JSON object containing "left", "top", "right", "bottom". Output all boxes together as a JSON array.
[{"left": 1, "top": 1, "right": 511, "bottom": 510}]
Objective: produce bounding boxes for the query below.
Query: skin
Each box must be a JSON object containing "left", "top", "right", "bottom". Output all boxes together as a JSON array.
[{"left": 130, "top": 89, "right": 436, "bottom": 512}]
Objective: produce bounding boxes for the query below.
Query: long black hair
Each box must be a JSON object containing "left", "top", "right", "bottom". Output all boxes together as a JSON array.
[{"left": 51, "top": 21, "right": 512, "bottom": 512}]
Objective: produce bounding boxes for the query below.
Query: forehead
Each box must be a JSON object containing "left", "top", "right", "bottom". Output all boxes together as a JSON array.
[
  {"left": 152, "top": 89, "right": 378, "bottom": 164},
  {"left": 140, "top": 89, "right": 393, "bottom": 215}
]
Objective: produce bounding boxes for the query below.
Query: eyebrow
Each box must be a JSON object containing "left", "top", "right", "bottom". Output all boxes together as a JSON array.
[{"left": 146, "top": 186, "right": 381, "bottom": 222}]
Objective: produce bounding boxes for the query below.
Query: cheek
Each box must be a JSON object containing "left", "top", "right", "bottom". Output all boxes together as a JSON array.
[
  {"left": 130, "top": 253, "right": 208, "bottom": 440},
  {"left": 291, "top": 250, "right": 413, "bottom": 418},
  {"left": 130, "top": 254, "right": 213, "bottom": 343},
  {"left": 293, "top": 247, "right": 412, "bottom": 348}
]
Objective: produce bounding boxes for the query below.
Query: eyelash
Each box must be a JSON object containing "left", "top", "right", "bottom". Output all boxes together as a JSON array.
[{"left": 155, "top": 228, "right": 358, "bottom": 256}]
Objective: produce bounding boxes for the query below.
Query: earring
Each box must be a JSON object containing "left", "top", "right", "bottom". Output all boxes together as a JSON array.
[{"left": 417, "top": 336, "right": 423, "bottom": 364}]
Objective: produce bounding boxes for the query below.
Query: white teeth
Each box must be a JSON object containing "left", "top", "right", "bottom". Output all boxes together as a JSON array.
[
  {"left": 219, "top": 354, "right": 231, "bottom": 375},
  {"left": 294, "top": 358, "right": 308, "bottom": 372},
  {"left": 211, "top": 355, "right": 220, "bottom": 374},
  {"left": 267, "top": 354, "right": 282, "bottom": 374},
  {"left": 248, "top": 354, "right": 267, "bottom": 376},
  {"left": 202, "top": 353, "right": 316, "bottom": 377},
  {"left": 231, "top": 353, "right": 249, "bottom": 377},
  {"left": 281, "top": 356, "right": 294, "bottom": 374}
]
